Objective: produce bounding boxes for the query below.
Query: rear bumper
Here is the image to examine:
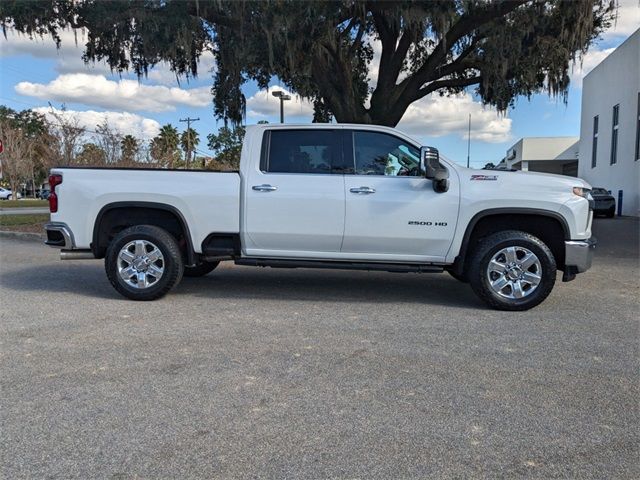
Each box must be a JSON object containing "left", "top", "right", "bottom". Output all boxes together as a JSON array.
[
  {"left": 565, "top": 237, "right": 597, "bottom": 273},
  {"left": 44, "top": 222, "right": 75, "bottom": 249}
]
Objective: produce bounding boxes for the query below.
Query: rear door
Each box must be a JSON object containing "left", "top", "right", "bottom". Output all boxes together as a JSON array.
[
  {"left": 243, "top": 128, "right": 347, "bottom": 256},
  {"left": 341, "top": 130, "right": 459, "bottom": 261}
]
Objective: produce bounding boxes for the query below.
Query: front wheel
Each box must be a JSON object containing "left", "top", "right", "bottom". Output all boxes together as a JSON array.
[
  {"left": 105, "top": 225, "right": 184, "bottom": 301},
  {"left": 468, "top": 230, "right": 556, "bottom": 311}
]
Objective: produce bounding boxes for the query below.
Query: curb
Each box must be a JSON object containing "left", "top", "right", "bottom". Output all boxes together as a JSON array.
[{"left": 0, "top": 230, "right": 44, "bottom": 243}]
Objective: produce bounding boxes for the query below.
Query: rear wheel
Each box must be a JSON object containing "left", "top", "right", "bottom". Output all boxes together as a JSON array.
[
  {"left": 184, "top": 260, "right": 219, "bottom": 277},
  {"left": 105, "top": 225, "right": 184, "bottom": 301},
  {"left": 468, "top": 230, "right": 556, "bottom": 311}
]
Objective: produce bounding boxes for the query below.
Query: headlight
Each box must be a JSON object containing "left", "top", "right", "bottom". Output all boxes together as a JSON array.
[{"left": 573, "top": 187, "right": 591, "bottom": 198}]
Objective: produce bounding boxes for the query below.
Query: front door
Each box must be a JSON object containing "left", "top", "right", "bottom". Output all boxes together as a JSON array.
[
  {"left": 341, "top": 130, "right": 459, "bottom": 262},
  {"left": 244, "top": 128, "right": 346, "bottom": 256}
]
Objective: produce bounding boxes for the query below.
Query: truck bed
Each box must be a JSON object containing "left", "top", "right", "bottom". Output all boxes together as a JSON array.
[{"left": 50, "top": 167, "right": 241, "bottom": 253}]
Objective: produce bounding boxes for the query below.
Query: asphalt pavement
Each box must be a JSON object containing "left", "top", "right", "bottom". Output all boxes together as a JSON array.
[{"left": 1, "top": 217, "right": 638, "bottom": 479}]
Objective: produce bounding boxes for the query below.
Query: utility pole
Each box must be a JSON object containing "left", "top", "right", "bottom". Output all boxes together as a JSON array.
[
  {"left": 179, "top": 117, "right": 199, "bottom": 168},
  {"left": 467, "top": 113, "right": 471, "bottom": 168}
]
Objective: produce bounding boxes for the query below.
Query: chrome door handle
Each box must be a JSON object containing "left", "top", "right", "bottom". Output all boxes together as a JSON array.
[
  {"left": 350, "top": 186, "right": 376, "bottom": 194},
  {"left": 252, "top": 184, "right": 278, "bottom": 192}
]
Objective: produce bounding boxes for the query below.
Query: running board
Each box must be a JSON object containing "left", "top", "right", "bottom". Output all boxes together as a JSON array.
[{"left": 234, "top": 258, "right": 444, "bottom": 273}]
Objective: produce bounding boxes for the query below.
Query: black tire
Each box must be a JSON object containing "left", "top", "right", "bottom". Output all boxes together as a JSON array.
[
  {"left": 606, "top": 207, "right": 615, "bottom": 218},
  {"left": 184, "top": 260, "right": 219, "bottom": 277},
  {"left": 468, "top": 230, "right": 556, "bottom": 311},
  {"left": 105, "top": 225, "right": 184, "bottom": 301},
  {"left": 446, "top": 269, "right": 468, "bottom": 283}
]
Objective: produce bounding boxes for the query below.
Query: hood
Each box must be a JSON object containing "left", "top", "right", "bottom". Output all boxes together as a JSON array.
[{"left": 446, "top": 163, "right": 592, "bottom": 190}]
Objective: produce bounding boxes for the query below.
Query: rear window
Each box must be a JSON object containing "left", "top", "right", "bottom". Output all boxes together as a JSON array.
[{"left": 261, "top": 130, "right": 340, "bottom": 174}]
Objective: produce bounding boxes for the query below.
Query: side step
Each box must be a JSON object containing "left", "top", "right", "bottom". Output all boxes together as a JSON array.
[{"left": 234, "top": 258, "right": 444, "bottom": 273}]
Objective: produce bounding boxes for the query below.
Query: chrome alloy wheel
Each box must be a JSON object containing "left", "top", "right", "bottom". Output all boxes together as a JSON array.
[
  {"left": 486, "top": 246, "right": 542, "bottom": 299},
  {"left": 117, "top": 240, "right": 164, "bottom": 289}
]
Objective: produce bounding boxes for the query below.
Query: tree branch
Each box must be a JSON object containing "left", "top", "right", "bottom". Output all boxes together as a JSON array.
[
  {"left": 349, "top": 22, "right": 366, "bottom": 56},
  {"left": 434, "top": 38, "right": 483, "bottom": 79},
  {"left": 404, "top": 1, "right": 526, "bottom": 94},
  {"left": 415, "top": 76, "right": 482, "bottom": 101}
]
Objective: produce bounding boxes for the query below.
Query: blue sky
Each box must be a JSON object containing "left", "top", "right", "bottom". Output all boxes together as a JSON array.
[{"left": 0, "top": 1, "right": 637, "bottom": 168}]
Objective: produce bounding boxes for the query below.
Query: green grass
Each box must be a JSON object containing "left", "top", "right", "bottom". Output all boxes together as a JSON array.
[
  {"left": 0, "top": 214, "right": 49, "bottom": 227},
  {"left": 0, "top": 199, "right": 48, "bottom": 208}
]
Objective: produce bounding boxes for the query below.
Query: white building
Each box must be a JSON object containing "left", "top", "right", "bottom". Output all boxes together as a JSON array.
[
  {"left": 502, "top": 137, "right": 579, "bottom": 176},
  {"left": 578, "top": 29, "right": 640, "bottom": 216}
]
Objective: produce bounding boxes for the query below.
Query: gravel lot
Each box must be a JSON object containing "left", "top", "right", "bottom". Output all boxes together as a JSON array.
[{"left": 1, "top": 217, "right": 638, "bottom": 479}]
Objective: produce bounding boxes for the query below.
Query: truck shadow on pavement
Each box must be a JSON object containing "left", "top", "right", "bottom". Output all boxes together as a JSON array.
[
  {"left": 3, "top": 261, "right": 483, "bottom": 308},
  {"left": 179, "top": 267, "right": 483, "bottom": 308}
]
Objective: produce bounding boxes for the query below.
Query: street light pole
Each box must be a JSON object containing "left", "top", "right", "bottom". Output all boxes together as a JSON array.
[{"left": 271, "top": 90, "right": 291, "bottom": 123}]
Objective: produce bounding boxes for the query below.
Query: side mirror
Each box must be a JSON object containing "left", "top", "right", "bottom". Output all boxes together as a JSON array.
[{"left": 420, "top": 146, "right": 449, "bottom": 193}]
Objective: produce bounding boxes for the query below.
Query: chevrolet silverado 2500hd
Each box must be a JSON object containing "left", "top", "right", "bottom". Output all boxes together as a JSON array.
[{"left": 44, "top": 123, "right": 595, "bottom": 310}]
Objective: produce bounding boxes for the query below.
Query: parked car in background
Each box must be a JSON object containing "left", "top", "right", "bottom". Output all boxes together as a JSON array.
[
  {"left": 38, "top": 189, "right": 51, "bottom": 200},
  {"left": 591, "top": 187, "right": 616, "bottom": 217},
  {"left": 0, "top": 187, "right": 21, "bottom": 200}
]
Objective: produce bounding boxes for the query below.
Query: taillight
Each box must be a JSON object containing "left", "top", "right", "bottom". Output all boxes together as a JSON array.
[{"left": 48, "top": 174, "right": 62, "bottom": 213}]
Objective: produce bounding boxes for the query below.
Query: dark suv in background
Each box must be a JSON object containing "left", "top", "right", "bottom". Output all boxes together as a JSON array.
[{"left": 591, "top": 188, "right": 616, "bottom": 217}]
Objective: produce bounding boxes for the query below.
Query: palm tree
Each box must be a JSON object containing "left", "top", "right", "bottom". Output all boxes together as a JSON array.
[
  {"left": 151, "top": 124, "right": 180, "bottom": 168},
  {"left": 180, "top": 128, "right": 200, "bottom": 169},
  {"left": 120, "top": 135, "right": 139, "bottom": 165}
]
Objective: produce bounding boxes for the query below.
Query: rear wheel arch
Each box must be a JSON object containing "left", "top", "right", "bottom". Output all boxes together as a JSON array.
[
  {"left": 92, "top": 202, "right": 196, "bottom": 265},
  {"left": 453, "top": 209, "right": 569, "bottom": 278}
]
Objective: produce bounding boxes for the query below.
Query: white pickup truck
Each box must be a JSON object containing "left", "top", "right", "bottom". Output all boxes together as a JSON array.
[{"left": 44, "top": 123, "right": 595, "bottom": 310}]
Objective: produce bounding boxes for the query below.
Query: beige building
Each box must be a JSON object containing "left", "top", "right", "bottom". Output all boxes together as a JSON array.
[{"left": 501, "top": 137, "right": 579, "bottom": 176}]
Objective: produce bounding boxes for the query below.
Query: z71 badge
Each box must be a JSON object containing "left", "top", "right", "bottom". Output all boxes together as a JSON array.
[{"left": 471, "top": 174, "right": 498, "bottom": 181}]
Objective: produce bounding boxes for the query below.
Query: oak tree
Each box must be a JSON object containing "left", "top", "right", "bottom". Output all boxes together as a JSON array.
[{"left": 1, "top": 0, "right": 615, "bottom": 125}]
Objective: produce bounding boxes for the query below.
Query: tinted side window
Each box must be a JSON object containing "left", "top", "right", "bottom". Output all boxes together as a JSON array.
[
  {"left": 353, "top": 131, "right": 420, "bottom": 176},
  {"left": 265, "top": 130, "right": 339, "bottom": 174}
]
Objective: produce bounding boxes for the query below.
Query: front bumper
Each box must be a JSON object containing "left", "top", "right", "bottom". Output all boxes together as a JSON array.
[{"left": 565, "top": 237, "right": 597, "bottom": 273}]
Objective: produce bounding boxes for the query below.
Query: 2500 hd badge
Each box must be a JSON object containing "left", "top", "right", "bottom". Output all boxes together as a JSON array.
[{"left": 408, "top": 221, "right": 448, "bottom": 226}]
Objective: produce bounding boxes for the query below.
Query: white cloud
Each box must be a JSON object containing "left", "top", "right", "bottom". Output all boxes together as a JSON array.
[
  {"left": 246, "top": 86, "right": 314, "bottom": 120},
  {"left": 0, "top": 28, "right": 216, "bottom": 85},
  {"left": 569, "top": 47, "right": 616, "bottom": 87},
  {"left": 0, "top": 28, "right": 113, "bottom": 76},
  {"left": 398, "top": 92, "right": 512, "bottom": 144},
  {"left": 147, "top": 51, "right": 217, "bottom": 86},
  {"left": 33, "top": 106, "right": 161, "bottom": 140},
  {"left": 245, "top": 87, "right": 510, "bottom": 143},
  {"left": 16, "top": 73, "right": 211, "bottom": 112},
  {"left": 602, "top": 0, "right": 640, "bottom": 41}
]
